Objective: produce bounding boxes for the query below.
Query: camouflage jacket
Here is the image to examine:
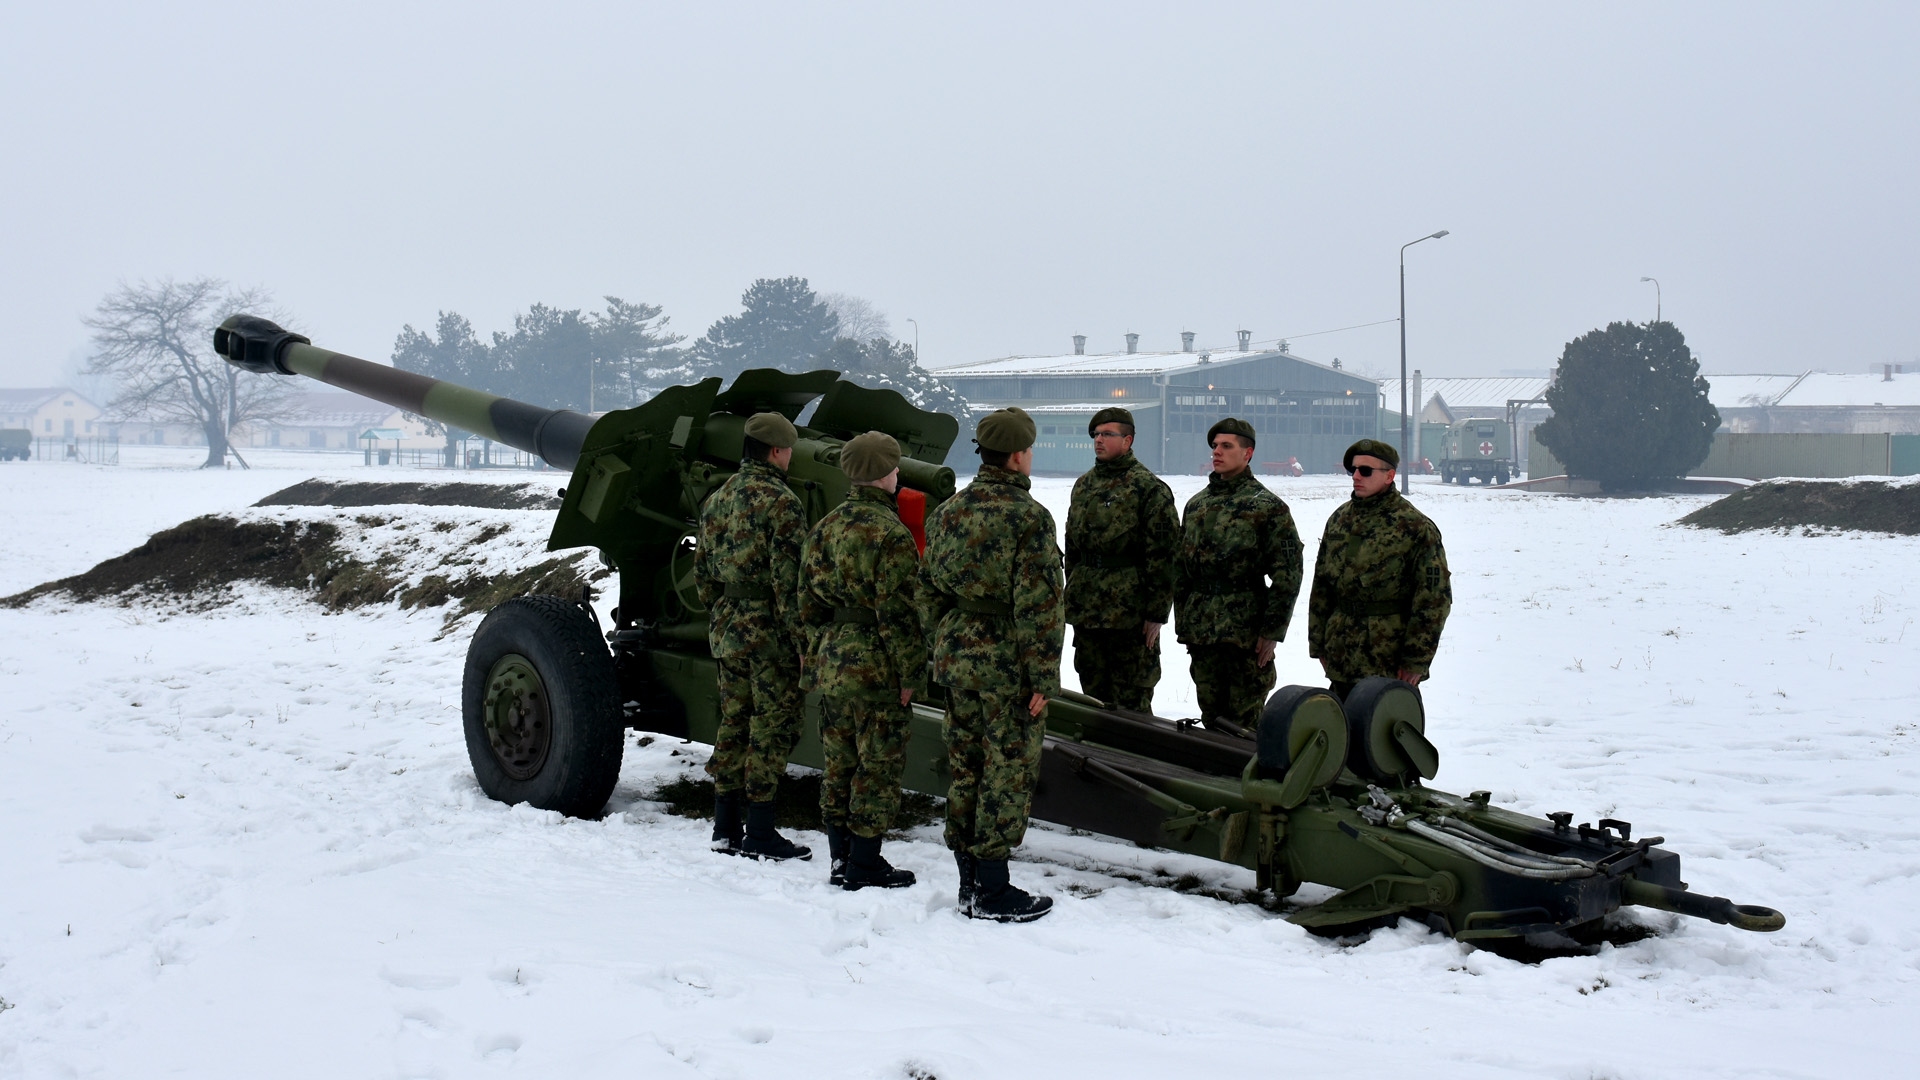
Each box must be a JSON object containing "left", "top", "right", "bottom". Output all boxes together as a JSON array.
[
  {"left": 797, "top": 485, "right": 927, "bottom": 701},
  {"left": 1064, "top": 451, "right": 1179, "bottom": 629},
  {"left": 1173, "top": 470, "right": 1303, "bottom": 648},
  {"left": 1307, "top": 487, "right": 1452, "bottom": 682},
  {"left": 695, "top": 458, "right": 806, "bottom": 659},
  {"left": 920, "top": 465, "right": 1065, "bottom": 696}
]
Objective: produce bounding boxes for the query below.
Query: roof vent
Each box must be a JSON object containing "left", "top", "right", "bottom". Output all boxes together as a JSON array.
[
  {"left": 1073, "top": 334, "right": 1087, "bottom": 356},
  {"left": 1125, "top": 333, "right": 1139, "bottom": 355},
  {"left": 1181, "top": 331, "right": 1196, "bottom": 353},
  {"left": 1277, "top": 340, "right": 1290, "bottom": 354},
  {"left": 1237, "top": 330, "right": 1252, "bottom": 352}
]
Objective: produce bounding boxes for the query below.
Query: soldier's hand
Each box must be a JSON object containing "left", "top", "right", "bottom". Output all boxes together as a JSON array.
[
  {"left": 1256, "top": 638, "right": 1276, "bottom": 667},
  {"left": 901, "top": 688, "right": 915, "bottom": 707},
  {"left": 1143, "top": 621, "right": 1162, "bottom": 649},
  {"left": 1397, "top": 670, "right": 1423, "bottom": 687},
  {"left": 1028, "top": 693, "right": 1048, "bottom": 718}
]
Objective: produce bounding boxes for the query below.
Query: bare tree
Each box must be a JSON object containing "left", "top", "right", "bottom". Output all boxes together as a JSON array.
[
  {"left": 819, "top": 292, "right": 892, "bottom": 343},
  {"left": 83, "top": 277, "right": 294, "bottom": 468}
]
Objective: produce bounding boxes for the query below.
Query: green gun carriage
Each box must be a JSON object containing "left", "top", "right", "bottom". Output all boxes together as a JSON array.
[{"left": 213, "top": 315, "right": 1784, "bottom": 951}]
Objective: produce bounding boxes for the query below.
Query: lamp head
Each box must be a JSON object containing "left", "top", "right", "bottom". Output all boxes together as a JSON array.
[
  {"left": 1641, "top": 276, "right": 1654, "bottom": 282},
  {"left": 1431, "top": 230, "right": 1450, "bottom": 239}
]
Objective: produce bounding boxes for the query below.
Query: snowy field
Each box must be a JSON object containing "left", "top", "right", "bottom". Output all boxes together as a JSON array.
[{"left": 3, "top": 447, "right": 1917, "bottom": 1078}]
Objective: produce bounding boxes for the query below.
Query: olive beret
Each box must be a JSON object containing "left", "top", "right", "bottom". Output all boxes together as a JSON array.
[
  {"left": 1206, "top": 417, "right": 1256, "bottom": 447},
  {"left": 743, "top": 411, "right": 797, "bottom": 449},
  {"left": 1344, "top": 438, "right": 1400, "bottom": 470},
  {"left": 975, "top": 407, "right": 1036, "bottom": 453},
  {"left": 840, "top": 430, "right": 902, "bottom": 483},
  {"left": 1088, "top": 407, "right": 1135, "bottom": 436}
]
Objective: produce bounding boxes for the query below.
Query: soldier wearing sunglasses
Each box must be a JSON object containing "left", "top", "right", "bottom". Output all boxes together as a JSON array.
[{"left": 1308, "top": 439, "right": 1453, "bottom": 699}]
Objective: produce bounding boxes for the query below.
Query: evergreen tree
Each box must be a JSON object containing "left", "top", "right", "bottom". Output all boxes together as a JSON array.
[
  {"left": 688, "top": 277, "right": 841, "bottom": 377},
  {"left": 392, "top": 311, "right": 491, "bottom": 465},
  {"left": 491, "top": 303, "right": 598, "bottom": 411},
  {"left": 815, "top": 336, "right": 971, "bottom": 419},
  {"left": 592, "top": 296, "right": 686, "bottom": 407},
  {"left": 1534, "top": 321, "right": 1720, "bottom": 491},
  {"left": 689, "top": 278, "right": 970, "bottom": 419}
]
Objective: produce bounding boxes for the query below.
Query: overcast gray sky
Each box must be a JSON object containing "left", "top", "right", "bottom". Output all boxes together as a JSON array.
[{"left": 3, "top": 1, "right": 1916, "bottom": 391}]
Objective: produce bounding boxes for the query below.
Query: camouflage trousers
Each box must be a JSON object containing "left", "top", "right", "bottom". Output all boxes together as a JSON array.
[
  {"left": 709, "top": 652, "right": 803, "bottom": 803},
  {"left": 1186, "top": 643, "right": 1274, "bottom": 730},
  {"left": 1072, "top": 626, "right": 1159, "bottom": 713},
  {"left": 942, "top": 688, "right": 1047, "bottom": 860},
  {"left": 819, "top": 695, "right": 910, "bottom": 839}
]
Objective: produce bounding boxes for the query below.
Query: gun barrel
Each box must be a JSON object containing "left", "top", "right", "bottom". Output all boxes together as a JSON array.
[{"left": 214, "top": 315, "right": 593, "bottom": 469}]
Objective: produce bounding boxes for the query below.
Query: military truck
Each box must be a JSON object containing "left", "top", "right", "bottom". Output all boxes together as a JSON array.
[
  {"left": 0, "top": 429, "right": 31, "bottom": 462},
  {"left": 1438, "top": 417, "right": 1515, "bottom": 485}
]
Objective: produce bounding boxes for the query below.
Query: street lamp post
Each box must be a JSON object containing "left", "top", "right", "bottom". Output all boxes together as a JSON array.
[
  {"left": 1399, "top": 229, "right": 1450, "bottom": 494},
  {"left": 905, "top": 317, "right": 920, "bottom": 361},
  {"left": 1640, "top": 276, "right": 1662, "bottom": 324}
]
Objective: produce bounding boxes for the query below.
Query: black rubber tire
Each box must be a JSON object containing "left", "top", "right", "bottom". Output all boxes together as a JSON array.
[{"left": 462, "top": 595, "right": 624, "bottom": 817}]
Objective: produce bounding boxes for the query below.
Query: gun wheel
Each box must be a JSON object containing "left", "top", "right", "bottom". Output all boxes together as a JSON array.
[
  {"left": 481, "top": 654, "right": 551, "bottom": 780},
  {"left": 462, "top": 595, "right": 623, "bottom": 817}
]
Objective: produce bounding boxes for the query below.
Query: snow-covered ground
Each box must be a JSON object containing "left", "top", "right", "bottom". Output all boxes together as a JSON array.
[{"left": 3, "top": 448, "right": 1917, "bottom": 1078}]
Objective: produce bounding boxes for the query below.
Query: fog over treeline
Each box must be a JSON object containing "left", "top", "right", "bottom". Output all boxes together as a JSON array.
[{"left": 3, "top": 2, "right": 1917, "bottom": 390}]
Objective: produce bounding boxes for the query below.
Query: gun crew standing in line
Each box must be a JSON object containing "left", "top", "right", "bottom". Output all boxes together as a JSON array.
[
  {"left": 1064, "top": 407, "right": 1180, "bottom": 714},
  {"left": 1308, "top": 439, "right": 1452, "bottom": 699},
  {"left": 1172, "top": 418, "right": 1304, "bottom": 732},
  {"left": 920, "top": 407, "right": 1064, "bottom": 923},
  {"left": 798, "top": 431, "right": 927, "bottom": 890},
  {"left": 695, "top": 411, "right": 812, "bottom": 862}
]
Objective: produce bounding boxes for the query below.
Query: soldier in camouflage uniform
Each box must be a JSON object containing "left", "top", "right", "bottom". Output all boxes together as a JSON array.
[
  {"left": 921, "top": 407, "right": 1063, "bottom": 923},
  {"left": 1309, "top": 438, "right": 1452, "bottom": 698},
  {"left": 695, "top": 411, "right": 811, "bottom": 862},
  {"left": 1065, "top": 406, "right": 1179, "bottom": 713},
  {"left": 798, "top": 431, "right": 925, "bottom": 891},
  {"left": 1173, "top": 418, "right": 1304, "bottom": 732}
]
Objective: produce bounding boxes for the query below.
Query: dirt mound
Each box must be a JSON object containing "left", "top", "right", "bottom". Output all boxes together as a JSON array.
[
  {"left": 1677, "top": 480, "right": 1920, "bottom": 536},
  {"left": 2, "top": 514, "right": 592, "bottom": 620},
  {"left": 255, "top": 479, "right": 560, "bottom": 511}
]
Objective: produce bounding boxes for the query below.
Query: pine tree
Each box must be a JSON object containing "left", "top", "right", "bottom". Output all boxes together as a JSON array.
[
  {"left": 688, "top": 277, "right": 841, "bottom": 376},
  {"left": 393, "top": 311, "right": 491, "bottom": 465},
  {"left": 1534, "top": 321, "right": 1720, "bottom": 491},
  {"left": 689, "top": 277, "right": 970, "bottom": 419}
]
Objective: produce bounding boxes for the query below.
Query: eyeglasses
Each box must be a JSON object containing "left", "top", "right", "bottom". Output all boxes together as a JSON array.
[
  {"left": 1345, "top": 465, "right": 1390, "bottom": 477},
  {"left": 1091, "top": 430, "right": 1128, "bottom": 439}
]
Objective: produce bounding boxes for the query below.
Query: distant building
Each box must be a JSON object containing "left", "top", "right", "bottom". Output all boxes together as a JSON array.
[
  {"left": 930, "top": 335, "right": 1380, "bottom": 475},
  {"left": 0, "top": 387, "right": 105, "bottom": 440},
  {"left": 115, "top": 391, "right": 440, "bottom": 451},
  {"left": 1709, "top": 368, "right": 1920, "bottom": 434}
]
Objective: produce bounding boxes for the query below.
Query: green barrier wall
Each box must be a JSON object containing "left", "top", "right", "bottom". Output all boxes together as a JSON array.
[{"left": 1892, "top": 435, "right": 1920, "bottom": 476}]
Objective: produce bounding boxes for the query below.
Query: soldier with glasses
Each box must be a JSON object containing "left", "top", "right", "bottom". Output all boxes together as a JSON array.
[{"left": 1308, "top": 439, "right": 1453, "bottom": 699}]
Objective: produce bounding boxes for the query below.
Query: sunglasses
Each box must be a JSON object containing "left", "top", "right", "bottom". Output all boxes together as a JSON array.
[{"left": 1345, "top": 465, "right": 1390, "bottom": 477}]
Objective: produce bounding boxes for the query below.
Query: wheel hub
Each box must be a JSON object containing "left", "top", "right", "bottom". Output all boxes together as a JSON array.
[{"left": 483, "top": 653, "right": 551, "bottom": 781}]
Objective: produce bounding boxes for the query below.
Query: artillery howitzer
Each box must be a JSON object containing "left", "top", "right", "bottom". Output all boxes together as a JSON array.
[{"left": 214, "top": 316, "right": 1784, "bottom": 950}]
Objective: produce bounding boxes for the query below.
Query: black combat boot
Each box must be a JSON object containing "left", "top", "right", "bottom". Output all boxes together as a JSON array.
[
  {"left": 711, "top": 791, "right": 744, "bottom": 855},
  {"left": 967, "top": 858, "right": 1053, "bottom": 923},
  {"left": 739, "top": 800, "right": 812, "bottom": 862},
  {"left": 824, "top": 822, "right": 853, "bottom": 886},
  {"left": 954, "top": 850, "right": 978, "bottom": 916},
  {"left": 841, "top": 833, "right": 915, "bottom": 891}
]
